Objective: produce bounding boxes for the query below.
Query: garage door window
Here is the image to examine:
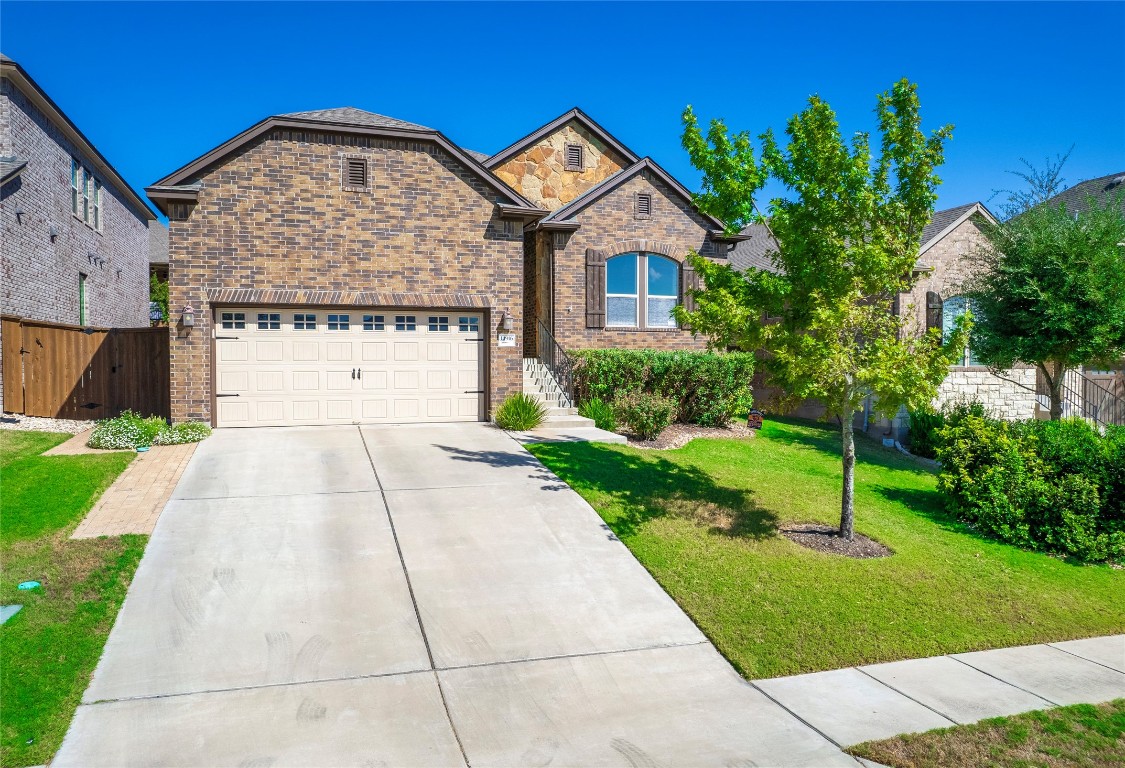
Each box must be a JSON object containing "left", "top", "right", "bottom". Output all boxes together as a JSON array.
[
  {"left": 459, "top": 316, "right": 479, "bottom": 333},
  {"left": 220, "top": 312, "right": 245, "bottom": 330},
  {"left": 257, "top": 313, "right": 281, "bottom": 330},
  {"left": 363, "top": 314, "right": 385, "bottom": 331},
  {"left": 395, "top": 315, "right": 416, "bottom": 331},
  {"left": 428, "top": 316, "right": 449, "bottom": 331},
  {"left": 327, "top": 314, "right": 350, "bottom": 331},
  {"left": 294, "top": 313, "right": 316, "bottom": 330}
]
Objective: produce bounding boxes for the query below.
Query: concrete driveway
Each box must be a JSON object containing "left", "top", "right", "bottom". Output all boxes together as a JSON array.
[{"left": 55, "top": 423, "right": 856, "bottom": 767}]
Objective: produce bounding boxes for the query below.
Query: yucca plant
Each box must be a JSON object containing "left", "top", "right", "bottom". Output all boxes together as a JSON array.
[
  {"left": 494, "top": 392, "right": 548, "bottom": 431},
  {"left": 578, "top": 397, "right": 617, "bottom": 432}
]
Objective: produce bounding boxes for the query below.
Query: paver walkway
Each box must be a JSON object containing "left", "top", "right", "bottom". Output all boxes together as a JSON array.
[
  {"left": 53, "top": 423, "right": 1124, "bottom": 766},
  {"left": 70, "top": 442, "right": 196, "bottom": 538}
]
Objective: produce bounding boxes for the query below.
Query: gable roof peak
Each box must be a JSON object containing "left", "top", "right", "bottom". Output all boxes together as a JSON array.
[
  {"left": 484, "top": 107, "right": 640, "bottom": 169},
  {"left": 279, "top": 106, "right": 432, "bottom": 132}
]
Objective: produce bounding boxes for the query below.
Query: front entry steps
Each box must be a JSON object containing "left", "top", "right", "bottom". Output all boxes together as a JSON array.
[{"left": 516, "top": 358, "right": 626, "bottom": 444}]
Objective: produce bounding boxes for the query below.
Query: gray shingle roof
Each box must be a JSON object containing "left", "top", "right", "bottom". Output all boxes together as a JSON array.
[
  {"left": 462, "top": 148, "right": 489, "bottom": 163},
  {"left": 280, "top": 107, "right": 431, "bottom": 132},
  {"left": 0, "top": 155, "right": 28, "bottom": 184},
  {"left": 1041, "top": 171, "right": 1125, "bottom": 216},
  {"left": 148, "top": 221, "right": 169, "bottom": 265},
  {"left": 728, "top": 223, "right": 781, "bottom": 274},
  {"left": 920, "top": 202, "right": 977, "bottom": 250}
]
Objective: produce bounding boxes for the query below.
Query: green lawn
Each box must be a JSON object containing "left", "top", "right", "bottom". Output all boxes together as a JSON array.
[
  {"left": 0, "top": 431, "right": 143, "bottom": 768},
  {"left": 850, "top": 699, "right": 1125, "bottom": 768},
  {"left": 528, "top": 418, "right": 1125, "bottom": 679}
]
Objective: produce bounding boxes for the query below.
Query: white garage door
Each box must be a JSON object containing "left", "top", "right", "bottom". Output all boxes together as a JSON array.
[{"left": 213, "top": 308, "right": 485, "bottom": 427}]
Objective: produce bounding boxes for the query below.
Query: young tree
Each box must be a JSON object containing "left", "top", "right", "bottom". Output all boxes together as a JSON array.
[
  {"left": 966, "top": 195, "right": 1125, "bottom": 419},
  {"left": 678, "top": 79, "right": 966, "bottom": 540}
]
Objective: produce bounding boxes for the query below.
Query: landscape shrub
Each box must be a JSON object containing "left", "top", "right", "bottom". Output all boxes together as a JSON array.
[
  {"left": 614, "top": 391, "right": 675, "bottom": 440},
  {"left": 936, "top": 413, "right": 1124, "bottom": 562},
  {"left": 907, "top": 399, "right": 986, "bottom": 458},
  {"left": 578, "top": 397, "right": 617, "bottom": 432},
  {"left": 87, "top": 412, "right": 212, "bottom": 450},
  {"left": 572, "top": 349, "right": 754, "bottom": 427},
  {"left": 493, "top": 392, "right": 547, "bottom": 431}
]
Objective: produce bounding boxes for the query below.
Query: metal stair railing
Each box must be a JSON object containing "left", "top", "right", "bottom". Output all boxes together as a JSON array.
[
  {"left": 536, "top": 319, "right": 575, "bottom": 408},
  {"left": 1037, "top": 367, "right": 1125, "bottom": 427}
]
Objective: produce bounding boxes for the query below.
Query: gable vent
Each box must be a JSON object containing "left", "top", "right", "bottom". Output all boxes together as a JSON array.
[
  {"left": 565, "top": 143, "right": 584, "bottom": 171},
  {"left": 345, "top": 157, "right": 368, "bottom": 188},
  {"left": 635, "top": 192, "right": 652, "bottom": 217}
]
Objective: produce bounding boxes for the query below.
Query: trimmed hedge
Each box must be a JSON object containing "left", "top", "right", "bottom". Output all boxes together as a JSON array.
[
  {"left": 936, "top": 414, "right": 1124, "bottom": 562},
  {"left": 614, "top": 391, "right": 675, "bottom": 440},
  {"left": 572, "top": 349, "right": 754, "bottom": 427}
]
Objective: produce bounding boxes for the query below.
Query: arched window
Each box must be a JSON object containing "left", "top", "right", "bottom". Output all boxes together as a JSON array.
[
  {"left": 943, "top": 295, "right": 979, "bottom": 366},
  {"left": 605, "top": 252, "right": 680, "bottom": 329}
]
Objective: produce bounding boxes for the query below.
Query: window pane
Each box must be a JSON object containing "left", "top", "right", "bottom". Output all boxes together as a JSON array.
[
  {"left": 607, "top": 297, "right": 637, "bottom": 327},
  {"left": 606, "top": 254, "right": 638, "bottom": 294},
  {"left": 363, "top": 314, "right": 385, "bottom": 331},
  {"left": 647, "top": 255, "right": 678, "bottom": 297},
  {"left": 942, "top": 296, "right": 966, "bottom": 345},
  {"left": 647, "top": 297, "right": 678, "bottom": 328}
]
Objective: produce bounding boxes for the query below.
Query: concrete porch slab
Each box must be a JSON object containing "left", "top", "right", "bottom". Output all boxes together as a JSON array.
[
  {"left": 952, "top": 644, "right": 1125, "bottom": 705},
  {"left": 1049, "top": 634, "right": 1125, "bottom": 673},
  {"left": 860, "top": 655, "right": 1055, "bottom": 724},
  {"left": 173, "top": 426, "right": 379, "bottom": 499},
  {"left": 56, "top": 673, "right": 464, "bottom": 768},
  {"left": 83, "top": 491, "right": 428, "bottom": 702},
  {"left": 386, "top": 483, "right": 705, "bottom": 668},
  {"left": 439, "top": 644, "right": 857, "bottom": 767},
  {"left": 754, "top": 667, "right": 954, "bottom": 746}
]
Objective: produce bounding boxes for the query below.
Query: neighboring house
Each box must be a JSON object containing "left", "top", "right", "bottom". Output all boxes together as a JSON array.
[
  {"left": 1, "top": 53, "right": 158, "bottom": 408},
  {"left": 147, "top": 106, "right": 743, "bottom": 427}
]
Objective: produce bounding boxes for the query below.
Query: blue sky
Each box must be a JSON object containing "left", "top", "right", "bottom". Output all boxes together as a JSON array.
[{"left": 3, "top": 1, "right": 1123, "bottom": 215}]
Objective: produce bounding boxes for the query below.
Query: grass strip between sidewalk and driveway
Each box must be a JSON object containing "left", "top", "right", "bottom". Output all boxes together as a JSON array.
[
  {"left": 1, "top": 431, "right": 142, "bottom": 768},
  {"left": 527, "top": 418, "right": 1125, "bottom": 679},
  {"left": 849, "top": 699, "right": 1125, "bottom": 767}
]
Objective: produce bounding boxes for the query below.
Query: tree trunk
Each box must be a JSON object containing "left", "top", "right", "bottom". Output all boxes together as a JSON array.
[
  {"left": 840, "top": 413, "right": 856, "bottom": 541},
  {"left": 1040, "top": 361, "right": 1065, "bottom": 420}
]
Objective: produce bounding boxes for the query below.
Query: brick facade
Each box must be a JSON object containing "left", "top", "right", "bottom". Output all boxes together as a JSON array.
[
  {"left": 1, "top": 79, "right": 150, "bottom": 328},
  {"left": 547, "top": 171, "right": 718, "bottom": 351},
  {"left": 166, "top": 130, "right": 524, "bottom": 423},
  {"left": 898, "top": 212, "right": 1037, "bottom": 420}
]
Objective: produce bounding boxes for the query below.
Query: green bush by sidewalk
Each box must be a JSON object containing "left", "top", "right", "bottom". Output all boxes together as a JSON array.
[
  {"left": 936, "top": 413, "right": 1124, "bottom": 562},
  {"left": 572, "top": 349, "right": 754, "bottom": 427},
  {"left": 494, "top": 392, "right": 547, "bottom": 431},
  {"left": 614, "top": 391, "right": 675, "bottom": 440}
]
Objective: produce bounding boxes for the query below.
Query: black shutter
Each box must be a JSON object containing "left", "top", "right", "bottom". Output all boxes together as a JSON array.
[
  {"left": 586, "top": 248, "right": 607, "bottom": 328},
  {"left": 926, "top": 291, "right": 943, "bottom": 332},
  {"left": 681, "top": 261, "right": 701, "bottom": 314}
]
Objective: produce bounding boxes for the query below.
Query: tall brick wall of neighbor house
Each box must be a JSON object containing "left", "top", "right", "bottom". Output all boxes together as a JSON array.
[
  {"left": 166, "top": 130, "right": 524, "bottom": 424},
  {"left": 493, "top": 120, "right": 629, "bottom": 210},
  {"left": 0, "top": 80, "right": 150, "bottom": 329},
  {"left": 551, "top": 171, "right": 720, "bottom": 352}
]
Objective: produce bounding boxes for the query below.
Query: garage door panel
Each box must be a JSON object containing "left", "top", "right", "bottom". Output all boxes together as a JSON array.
[{"left": 214, "top": 307, "right": 484, "bottom": 427}]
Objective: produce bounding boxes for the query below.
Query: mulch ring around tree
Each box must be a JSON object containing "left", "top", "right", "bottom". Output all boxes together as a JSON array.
[
  {"left": 627, "top": 422, "right": 755, "bottom": 450},
  {"left": 781, "top": 523, "right": 893, "bottom": 559}
]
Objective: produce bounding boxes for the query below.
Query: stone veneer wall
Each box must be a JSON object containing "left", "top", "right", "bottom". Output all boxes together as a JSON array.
[
  {"left": 934, "top": 367, "right": 1038, "bottom": 421},
  {"left": 166, "top": 130, "right": 524, "bottom": 424},
  {"left": 551, "top": 170, "right": 720, "bottom": 351},
  {"left": 493, "top": 121, "right": 629, "bottom": 210}
]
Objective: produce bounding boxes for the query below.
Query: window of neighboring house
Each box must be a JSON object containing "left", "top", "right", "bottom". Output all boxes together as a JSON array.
[
  {"left": 564, "top": 143, "right": 584, "bottom": 172},
  {"left": 942, "top": 295, "right": 980, "bottom": 366},
  {"left": 79, "top": 273, "right": 88, "bottom": 325},
  {"left": 606, "top": 252, "right": 681, "bottom": 329},
  {"left": 93, "top": 179, "right": 102, "bottom": 230},
  {"left": 82, "top": 168, "right": 91, "bottom": 223},
  {"left": 71, "top": 158, "right": 80, "bottom": 215}
]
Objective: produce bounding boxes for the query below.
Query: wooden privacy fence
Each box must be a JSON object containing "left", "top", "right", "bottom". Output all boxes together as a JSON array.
[{"left": 2, "top": 316, "right": 169, "bottom": 420}]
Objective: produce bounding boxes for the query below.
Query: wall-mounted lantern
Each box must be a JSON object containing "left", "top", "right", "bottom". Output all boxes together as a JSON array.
[
  {"left": 500, "top": 312, "right": 514, "bottom": 331},
  {"left": 48, "top": 224, "right": 59, "bottom": 241},
  {"left": 181, "top": 305, "right": 196, "bottom": 327}
]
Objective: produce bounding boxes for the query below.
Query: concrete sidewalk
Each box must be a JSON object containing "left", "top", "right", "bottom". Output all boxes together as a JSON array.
[
  {"left": 753, "top": 634, "right": 1125, "bottom": 749},
  {"left": 53, "top": 423, "right": 1124, "bottom": 766}
]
